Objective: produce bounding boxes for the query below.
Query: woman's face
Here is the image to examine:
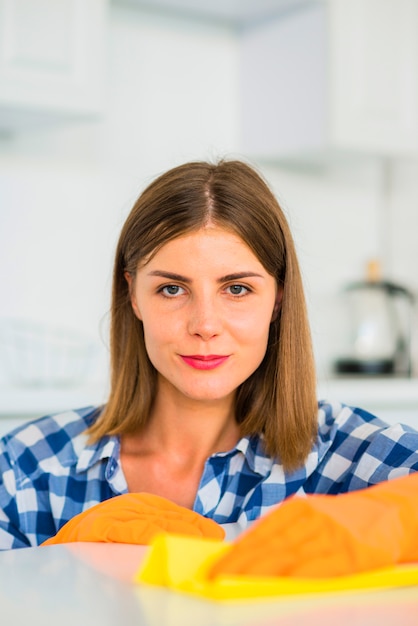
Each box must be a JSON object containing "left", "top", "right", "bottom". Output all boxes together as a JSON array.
[{"left": 127, "top": 226, "right": 280, "bottom": 407}]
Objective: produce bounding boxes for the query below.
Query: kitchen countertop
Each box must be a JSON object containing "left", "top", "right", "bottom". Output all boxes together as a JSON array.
[
  {"left": 0, "top": 382, "right": 108, "bottom": 418},
  {"left": 318, "top": 377, "right": 418, "bottom": 429},
  {"left": 0, "top": 383, "right": 109, "bottom": 436},
  {"left": 1, "top": 542, "right": 417, "bottom": 626},
  {"left": 1, "top": 377, "right": 418, "bottom": 416},
  {"left": 317, "top": 376, "right": 418, "bottom": 408},
  {"left": 1, "top": 377, "right": 418, "bottom": 436}
]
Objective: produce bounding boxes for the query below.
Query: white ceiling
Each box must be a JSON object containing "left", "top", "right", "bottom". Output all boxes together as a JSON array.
[{"left": 116, "top": 0, "right": 314, "bottom": 28}]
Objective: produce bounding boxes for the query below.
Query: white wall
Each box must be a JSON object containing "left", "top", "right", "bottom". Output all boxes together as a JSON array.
[
  {"left": 0, "top": 6, "right": 239, "bottom": 386},
  {"left": 263, "top": 158, "right": 418, "bottom": 378},
  {"left": 1, "top": 4, "right": 418, "bottom": 388}
]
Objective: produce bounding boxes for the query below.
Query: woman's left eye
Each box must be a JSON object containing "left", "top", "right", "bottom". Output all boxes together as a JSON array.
[{"left": 226, "top": 284, "right": 249, "bottom": 296}]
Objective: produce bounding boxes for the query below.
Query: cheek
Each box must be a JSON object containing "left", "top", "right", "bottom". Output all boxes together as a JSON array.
[
  {"left": 233, "top": 306, "right": 274, "bottom": 338},
  {"left": 140, "top": 324, "right": 167, "bottom": 372},
  {"left": 140, "top": 312, "right": 178, "bottom": 354}
]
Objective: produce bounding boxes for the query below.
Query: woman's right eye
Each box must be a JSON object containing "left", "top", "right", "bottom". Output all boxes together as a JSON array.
[{"left": 159, "top": 284, "right": 185, "bottom": 297}]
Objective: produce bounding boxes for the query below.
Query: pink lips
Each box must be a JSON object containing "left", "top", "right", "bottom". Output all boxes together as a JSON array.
[{"left": 180, "top": 355, "right": 229, "bottom": 370}]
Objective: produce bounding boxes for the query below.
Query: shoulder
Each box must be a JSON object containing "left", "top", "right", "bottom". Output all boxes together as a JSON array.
[
  {"left": 313, "top": 400, "right": 418, "bottom": 489},
  {"left": 313, "top": 399, "right": 390, "bottom": 474},
  {"left": 316, "top": 400, "right": 391, "bottom": 438},
  {"left": 315, "top": 399, "right": 408, "bottom": 456},
  {"left": 0, "top": 405, "right": 103, "bottom": 469}
]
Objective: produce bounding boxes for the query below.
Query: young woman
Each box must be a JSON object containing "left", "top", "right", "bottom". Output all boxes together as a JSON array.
[{"left": 1, "top": 159, "right": 417, "bottom": 550}]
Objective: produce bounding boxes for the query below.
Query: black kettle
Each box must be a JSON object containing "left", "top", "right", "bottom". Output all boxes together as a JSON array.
[{"left": 334, "top": 260, "right": 414, "bottom": 376}]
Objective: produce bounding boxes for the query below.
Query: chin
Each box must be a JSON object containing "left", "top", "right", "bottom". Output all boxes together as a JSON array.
[{"left": 182, "top": 387, "right": 235, "bottom": 403}]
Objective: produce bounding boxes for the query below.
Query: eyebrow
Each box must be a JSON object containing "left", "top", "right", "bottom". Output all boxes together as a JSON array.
[{"left": 147, "top": 270, "right": 265, "bottom": 283}]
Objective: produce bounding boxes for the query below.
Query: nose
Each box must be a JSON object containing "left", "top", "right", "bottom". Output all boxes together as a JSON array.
[{"left": 187, "top": 294, "right": 223, "bottom": 340}]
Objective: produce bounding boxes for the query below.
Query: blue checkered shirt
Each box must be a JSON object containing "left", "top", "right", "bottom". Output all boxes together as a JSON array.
[{"left": 1, "top": 401, "right": 418, "bottom": 549}]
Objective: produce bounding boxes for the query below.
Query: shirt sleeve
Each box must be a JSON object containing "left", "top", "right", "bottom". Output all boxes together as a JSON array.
[
  {"left": 307, "top": 403, "right": 418, "bottom": 494},
  {"left": 0, "top": 440, "right": 32, "bottom": 549}
]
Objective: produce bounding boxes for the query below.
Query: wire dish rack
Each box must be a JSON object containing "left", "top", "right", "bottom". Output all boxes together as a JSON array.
[{"left": 0, "top": 319, "right": 100, "bottom": 388}]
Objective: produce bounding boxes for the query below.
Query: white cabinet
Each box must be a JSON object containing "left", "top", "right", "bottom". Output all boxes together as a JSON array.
[
  {"left": 239, "top": 0, "right": 418, "bottom": 163},
  {"left": 0, "top": 0, "right": 108, "bottom": 133}
]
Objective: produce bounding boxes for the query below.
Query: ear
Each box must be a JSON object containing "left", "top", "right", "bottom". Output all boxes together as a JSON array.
[
  {"left": 124, "top": 271, "right": 142, "bottom": 320},
  {"left": 271, "top": 286, "right": 283, "bottom": 322}
]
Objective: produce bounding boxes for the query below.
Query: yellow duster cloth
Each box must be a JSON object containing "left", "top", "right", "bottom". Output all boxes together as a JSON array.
[
  {"left": 136, "top": 473, "right": 418, "bottom": 600},
  {"left": 42, "top": 492, "right": 225, "bottom": 546},
  {"left": 208, "top": 472, "right": 418, "bottom": 579}
]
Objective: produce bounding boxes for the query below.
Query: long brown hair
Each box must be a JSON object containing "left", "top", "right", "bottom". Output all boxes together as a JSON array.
[{"left": 88, "top": 160, "right": 317, "bottom": 471}]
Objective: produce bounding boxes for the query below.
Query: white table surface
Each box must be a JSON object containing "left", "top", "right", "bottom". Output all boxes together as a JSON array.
[{"left": 0, "top": 542, "right": 417, "bottom": 626}]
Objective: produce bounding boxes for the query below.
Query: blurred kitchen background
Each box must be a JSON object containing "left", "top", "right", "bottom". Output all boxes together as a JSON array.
[{"left": 1, "top": 0, "right": 418, "bottom": 434}]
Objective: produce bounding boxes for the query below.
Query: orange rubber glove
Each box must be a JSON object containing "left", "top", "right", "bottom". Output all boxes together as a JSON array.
[
  {"left": 208, "top": 473, "right": 418, "bottom": 579},
  {"left": 42, "top": 493, "right": 224, "bottom": 546}
]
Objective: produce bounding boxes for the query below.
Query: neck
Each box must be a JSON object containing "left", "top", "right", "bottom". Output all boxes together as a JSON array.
[
  {"left": 124, "top": 390, "right": 240, "bottom": 463},
  {"left": 155, "top": 394, "right": 239, "bottom": 454}
]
